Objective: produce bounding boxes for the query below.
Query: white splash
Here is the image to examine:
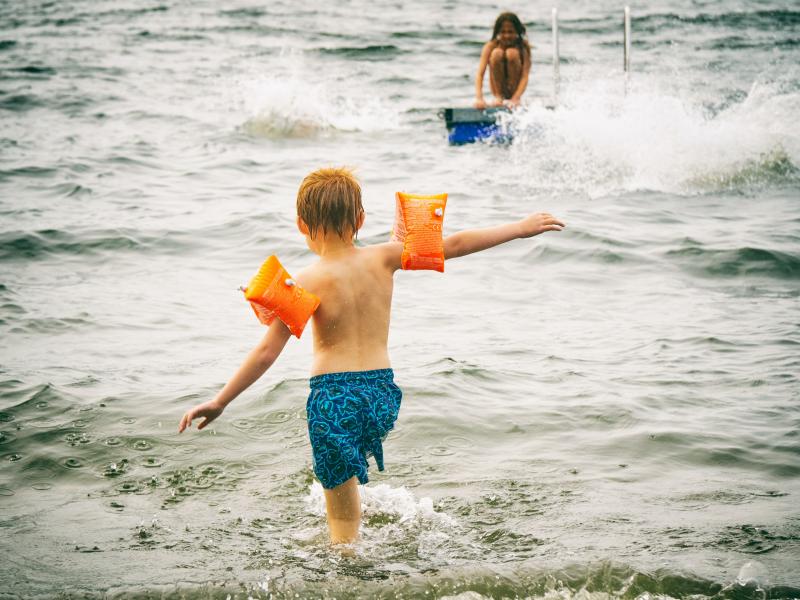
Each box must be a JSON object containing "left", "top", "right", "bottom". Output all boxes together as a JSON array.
[
  {"left": 236, "top": 50, "right": 399, "bottom": 138},
  {"left": 304, "top": 480, "right": 456, "bottom": 526},
  {"left": 505, "top": 74, "right": 800, "bottom": 197}
]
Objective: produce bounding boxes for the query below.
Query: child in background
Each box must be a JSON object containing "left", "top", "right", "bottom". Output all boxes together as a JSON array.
[
  {"left": 178, "top": 167, "right": 564, "bottom": 544},
  {"left": 474, "top": 12, "right": 532, "bottom": 109}
]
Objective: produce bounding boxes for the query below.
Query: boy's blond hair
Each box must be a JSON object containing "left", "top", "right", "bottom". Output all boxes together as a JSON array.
[{"left": 297, "top": 167, "right": 364, "bottom": 240}]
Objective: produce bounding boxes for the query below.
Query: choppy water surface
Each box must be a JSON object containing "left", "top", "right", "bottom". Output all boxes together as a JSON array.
[{"left": 1, "top": 0, "right": 799, "bottom": 598}]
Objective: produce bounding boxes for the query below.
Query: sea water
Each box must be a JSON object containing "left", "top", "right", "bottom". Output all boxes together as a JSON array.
[{"left": 1, "top": 0, "right": 799, "bottom": 598}]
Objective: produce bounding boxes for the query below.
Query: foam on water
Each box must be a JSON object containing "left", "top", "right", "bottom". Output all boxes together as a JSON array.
[
  {"left": 505, "top": 74, "right": 800, "bottom": 197},
  {"left": 305, "top": 480, "right": 456, "bottom": 526},
  {"left": 236, "top": 51, "right": 400, "bottom": 138}
]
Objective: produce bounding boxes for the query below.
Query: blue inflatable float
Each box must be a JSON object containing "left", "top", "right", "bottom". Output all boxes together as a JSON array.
[{"left": 442, "top": 107, "right": 512, "bottom": 145}]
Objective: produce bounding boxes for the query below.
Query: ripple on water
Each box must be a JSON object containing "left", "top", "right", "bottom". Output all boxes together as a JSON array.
[
  {"left": 104, "top": 436, "right": 123, "bottom": 446},
  {"left": 116, "top": 480, "right": 142, "bottom": 494},
  {"left": 102, "top": 459, "right": 129, "bottom": 477},
  {"left": 0, "top": 412, "right": 14, "bottom": 422},
  {"left": 226, "top": 461, "right": 253, "bottom": 477},
  {"left": 443, "top": 435, "right": 474, "bottom": 448},
  {"left": 231, "top": 418, "right": 257, "bottom": 431},
  {"left": 139, "top": 456, "right": 164, "bottom": 468},
  {"left": 132, "top": 439, "right": 152, "bottom": 451},
  {"left": 64, "top": 432, "right": 94, "bottom": 446},
  {"left": 264, "top": 409, "right": 292, "bottom": 424},
  {"left": 429, "top": 446, "right": 455, "bottom": 456},
  {"left": 61, "top": 457, "right": 84, "bottom": 469}
]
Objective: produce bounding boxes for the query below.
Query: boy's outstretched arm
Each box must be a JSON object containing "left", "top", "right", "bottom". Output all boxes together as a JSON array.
[
  {"left": 444, "top": 212, "right": 565, "bottom": 259},
  {"left": 178, "top": 319, "right": 292, "bottom": 433}
]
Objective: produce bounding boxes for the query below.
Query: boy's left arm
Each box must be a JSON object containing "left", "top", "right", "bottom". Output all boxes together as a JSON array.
[
  {"left": 178, "top": 320, "right": 292, "bottom": 432},
  {"left": 444, "top": 212, "right": 564, "bottom": 259}
]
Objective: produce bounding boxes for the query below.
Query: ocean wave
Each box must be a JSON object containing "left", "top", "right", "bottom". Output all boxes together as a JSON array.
[
  {"left": 28, "top": 560, "right": 796, "bottom": 599},
  {"left": 506, "top": 76, "right": 800, "bottom": 196},
  {"left": 0, "top": 228, "right": 195, "bottom": 262},
  {"left": 238, "top": 67, "right": 400, "bottom": 138},
  {"left": 317, "top": 44, "right": 406, "bottom": 60},
  {"left": 0, "top": 93, "right": 44, "bottom": 112},
  {"left": 688, "top": 147, "right": 799, "bottom": 190},
  {"left": 635, "top": 10, "right": 800, "bottom": 32},
  {"left": 666, "top": 244, "right": 800, "bottom": 279}
]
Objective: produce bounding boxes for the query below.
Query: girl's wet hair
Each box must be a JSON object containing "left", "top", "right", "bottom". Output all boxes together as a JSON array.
[
  {"left": 491, "top": 12, "right": 526, "bottom": 42},
  {"left": 490, "top": 12, "right": 531, "bottom": 70},
  {"left": 296, "top": 167, "right": 364, "bottom": 240}
]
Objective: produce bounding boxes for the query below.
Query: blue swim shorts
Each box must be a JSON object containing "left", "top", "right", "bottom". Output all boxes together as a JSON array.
[{"left": 306, "top": 368, "right": 402, "bottom": 489}]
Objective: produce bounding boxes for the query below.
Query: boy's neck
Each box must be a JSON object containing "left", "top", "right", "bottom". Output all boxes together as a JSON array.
[{"left": 311, "top": 232, "right": 356, "bottom": 258}]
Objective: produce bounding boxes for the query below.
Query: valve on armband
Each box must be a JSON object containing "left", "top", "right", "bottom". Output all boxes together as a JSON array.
[
  {"left": 242, "top": 255, "right": 320, "bottom": 338},
  {"left": 391, "top": 192, "right": 448, "bottom": 272}
]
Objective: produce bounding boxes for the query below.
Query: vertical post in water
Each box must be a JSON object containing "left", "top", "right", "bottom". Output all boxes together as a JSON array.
[
  {"left": 623, "top": 6, "right": 631, "bottom": 93},
  {"left": 552, "top": 7, "right": 560, "bottom": 105}
]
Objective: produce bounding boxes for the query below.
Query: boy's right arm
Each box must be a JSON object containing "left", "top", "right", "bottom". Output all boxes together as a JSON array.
[
  {"left": 178, "top": 319, "right": 292, "bottom": 433},
  {"left": 444, "top": 213, "right": 564, "bottom": 260}
]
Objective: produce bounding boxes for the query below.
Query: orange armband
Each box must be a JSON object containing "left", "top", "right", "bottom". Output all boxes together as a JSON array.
[
  {"left": 391, "top": 192, "right": 447, "bottom": 272},
  {"left": 242, "top": 255, "right": 320, "bottom": 338}
]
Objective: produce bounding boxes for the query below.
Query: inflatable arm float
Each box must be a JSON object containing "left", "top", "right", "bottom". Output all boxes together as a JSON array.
[
  {"left": 242, "top": 255, "right": 319, "bottom": 338},
  {"left": 391, "top": 192, "right": 448, "bottom": 272}
]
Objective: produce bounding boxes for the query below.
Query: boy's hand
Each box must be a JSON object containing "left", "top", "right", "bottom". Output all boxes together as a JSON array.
[
  {"left": 178, "top": 400, "right": 224, "bottom": 433},
  {"left": 519, "top": 213, "right": 565, "bottom": 238}
]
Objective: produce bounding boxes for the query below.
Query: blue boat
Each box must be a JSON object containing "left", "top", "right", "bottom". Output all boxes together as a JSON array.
[{"left": 442, "top": 107, "right": 512, "bottom": 145}]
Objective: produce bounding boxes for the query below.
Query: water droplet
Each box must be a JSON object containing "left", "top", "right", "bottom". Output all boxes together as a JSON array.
[
  {"left": 63, "top": 457, "right": 84, "bottom": 469},
  {"left": 132, "top": 439, "right": 152, "bottom": 451}
]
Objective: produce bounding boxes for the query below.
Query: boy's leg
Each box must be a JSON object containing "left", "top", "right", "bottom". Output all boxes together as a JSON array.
[{"left": 323, "top": 476, "right": 361, "bottom": 544}]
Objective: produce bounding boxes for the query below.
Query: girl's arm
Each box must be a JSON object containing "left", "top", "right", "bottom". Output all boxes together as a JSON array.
[
  {"left": 444, "top": 212, "right": 564, "bottom": 259},
  {"left": 474, "top": 43, "right": 492, "bottom": 109},
  {"left": 178, "top": 320, "right": 292, "bottom": 432}
]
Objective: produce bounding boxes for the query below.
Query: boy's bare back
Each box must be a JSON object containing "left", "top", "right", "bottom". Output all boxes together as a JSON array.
[{"left": 297, "top": 242, "right": 402, "bottom": 376}]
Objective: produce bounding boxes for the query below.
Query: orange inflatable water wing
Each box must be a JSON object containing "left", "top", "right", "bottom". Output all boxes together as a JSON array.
[
  {"left": 243, "top": 255, "right": 320, "bottom": 338},
  {"left": 391, "top": 192, "right": 447, "bottom": 272}
]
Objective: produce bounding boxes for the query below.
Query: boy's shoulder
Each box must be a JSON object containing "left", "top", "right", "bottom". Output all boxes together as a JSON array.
[{"left": 295, "top": 242, "right": 403, "bottom": 288}]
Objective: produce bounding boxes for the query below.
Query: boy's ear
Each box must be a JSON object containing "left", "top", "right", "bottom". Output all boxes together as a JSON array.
[
  {"left": 297, "top": 216, "right": 310, "bottom": 236},
  {"left": 357, "top": 210, "right": 365, "bottom": 230}
]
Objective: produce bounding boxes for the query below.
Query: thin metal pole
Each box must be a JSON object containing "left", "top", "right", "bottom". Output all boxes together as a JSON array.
[
  {"left": 552, "top": 7, "right": 560, "bottom": 103},
  {"left": 623, "top": 6, "right": 631, "bottom": 92}
]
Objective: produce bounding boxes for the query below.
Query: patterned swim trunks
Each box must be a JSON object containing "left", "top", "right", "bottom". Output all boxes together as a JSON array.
[{"left": 306, "top": 368, "right": 402, "bottom": 489}]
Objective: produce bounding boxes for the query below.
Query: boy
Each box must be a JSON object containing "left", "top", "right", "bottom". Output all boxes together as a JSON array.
[{"left": 178, "top": 167, "right": 564, "bottom": 544}]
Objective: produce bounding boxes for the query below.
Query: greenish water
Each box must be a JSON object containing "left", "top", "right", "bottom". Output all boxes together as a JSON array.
[{"left": 1, "top": 0, "right": 799, "bottom": 597}]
